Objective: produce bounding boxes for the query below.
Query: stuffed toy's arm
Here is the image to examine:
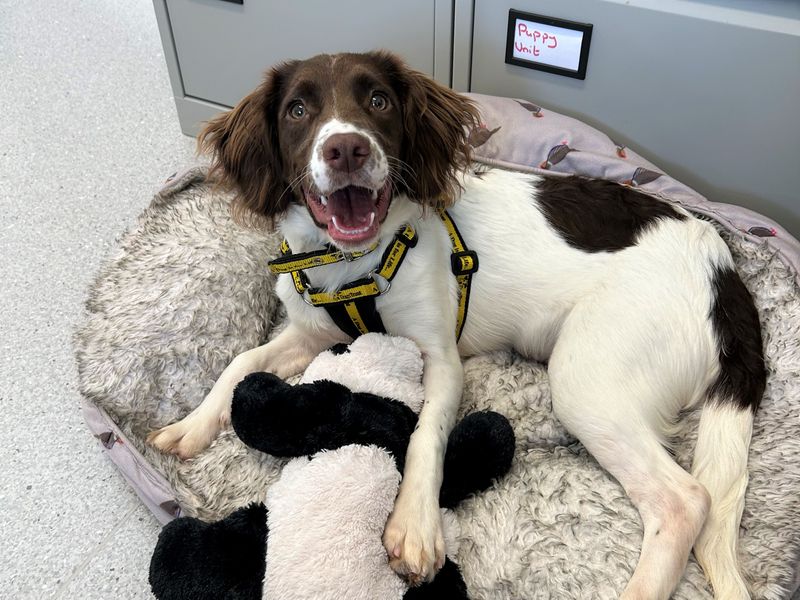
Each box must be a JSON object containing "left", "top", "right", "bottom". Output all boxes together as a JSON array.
[
  {"left": 439, "top": 411, "right": 515, "bottom": 509},
  {"left": 231, "top": 372, "right": 418, "bottom": 463}
]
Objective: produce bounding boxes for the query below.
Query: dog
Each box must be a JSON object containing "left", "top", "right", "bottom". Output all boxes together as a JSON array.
[{"left": 148, "top": 51, "right": 765, "bottom": 599}]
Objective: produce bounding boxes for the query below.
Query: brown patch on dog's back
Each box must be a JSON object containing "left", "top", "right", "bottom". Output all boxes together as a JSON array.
[{"left": 533, "top": 175, "right": 687, "bottom": 252}]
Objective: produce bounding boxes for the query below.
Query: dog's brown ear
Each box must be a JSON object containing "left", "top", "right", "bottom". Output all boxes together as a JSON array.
[
  {"left": 198, "top": 64, "right": 293, "bottom": 227},
  {"left": 375, "top": 53, "right": 479, "bottom": 207}
]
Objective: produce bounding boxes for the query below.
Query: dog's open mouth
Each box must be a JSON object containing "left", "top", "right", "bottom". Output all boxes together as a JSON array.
[{"left": 305, "top": 182, "right": 392, "bottom": 246}]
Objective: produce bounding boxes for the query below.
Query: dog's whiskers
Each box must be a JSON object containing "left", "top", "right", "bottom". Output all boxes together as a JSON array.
[
  {"left": 389, "top": 172, "right": 413, "bottom": 196},
  {"left": 387, "top": 157, "right": 418, "bottom": 183},
  {"left": 278, "top": 167, "right": 311, "bottom": 204},
  {"left": 387, "top": 159, "right": 416, "bottom": 194}
]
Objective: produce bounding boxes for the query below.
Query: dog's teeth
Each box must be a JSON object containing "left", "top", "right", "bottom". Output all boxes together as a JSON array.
[
  {"left": 371, "top": 189, "right": 378, "bottom": 201},
  {"left": 320, "top": 195, "right": 328, "bottom": 206},
  {"left": 331, "top": 216, "right": 372, "bottom": 235},
  {"left": 368, "top": 212, "right": 375, "bottom": 226}
]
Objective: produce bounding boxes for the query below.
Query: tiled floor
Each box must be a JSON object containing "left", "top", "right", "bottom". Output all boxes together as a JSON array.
[{"left": 1, "top": 1, "right": 196, "bottom": 597}]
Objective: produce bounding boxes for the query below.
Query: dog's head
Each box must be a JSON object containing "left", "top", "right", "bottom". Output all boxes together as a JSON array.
[{"left": 199, "top": 51, "right": 479, "bottom": 249}]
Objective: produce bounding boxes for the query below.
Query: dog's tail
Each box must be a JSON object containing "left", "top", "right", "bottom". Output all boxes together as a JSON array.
[
  {"left": 691, "top": 265, "right": 765, "bottom": 599},
  {"left": 691, "top": 403, "right": 755, "bottom": 598}
]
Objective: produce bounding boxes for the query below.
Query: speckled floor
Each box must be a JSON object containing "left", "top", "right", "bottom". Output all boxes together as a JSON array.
[{"left": 1, "top": 1, "right": 196, "bottom": 597}]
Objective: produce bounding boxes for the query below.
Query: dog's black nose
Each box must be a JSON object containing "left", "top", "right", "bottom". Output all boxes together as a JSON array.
[{"left": 322, "top": 133, "right": 370, "bottom": 173}]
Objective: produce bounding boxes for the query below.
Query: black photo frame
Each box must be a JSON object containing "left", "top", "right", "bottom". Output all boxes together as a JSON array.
[{"left": 505, "top": 10, "right": 593, "bottom": 80}]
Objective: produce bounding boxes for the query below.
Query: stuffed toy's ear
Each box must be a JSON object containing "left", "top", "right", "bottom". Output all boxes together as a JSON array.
[
  {"left": 439, "top": 411, "right": 515, "bottom": 509},
  {"left": 149, "top": 503, "right": 267, "bottom": 600}
]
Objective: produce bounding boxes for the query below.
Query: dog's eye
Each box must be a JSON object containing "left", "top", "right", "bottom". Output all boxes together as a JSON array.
[
  {"left": 370, "top": 93, "right": 389, "bottom": 111},
  {"left": 289, "top": 101, "right": 306, "bottom": 119}
]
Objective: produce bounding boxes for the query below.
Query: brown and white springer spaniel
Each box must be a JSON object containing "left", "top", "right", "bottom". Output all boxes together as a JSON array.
[{"left": 149, "top": 51, "right": 764, "bottom": 599}]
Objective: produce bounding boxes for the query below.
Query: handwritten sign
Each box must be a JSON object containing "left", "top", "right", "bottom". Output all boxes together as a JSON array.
[{"left": 505, "top": 11, "right": 593, "bottom": 80}]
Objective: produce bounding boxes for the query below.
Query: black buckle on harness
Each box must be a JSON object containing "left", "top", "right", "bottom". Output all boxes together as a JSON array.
[{"left": 451, "top": 250, "right": 479, "bottom": 276}]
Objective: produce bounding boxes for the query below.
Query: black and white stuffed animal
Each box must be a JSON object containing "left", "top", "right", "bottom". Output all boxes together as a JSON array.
[{"left": 149, "top": 333, "right": 515, "bottom": 600}]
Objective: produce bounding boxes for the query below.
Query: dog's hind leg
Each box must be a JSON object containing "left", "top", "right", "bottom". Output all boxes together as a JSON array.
[
  {"left": 547, "top": 304, "right": 713, "bottom": 599},
  {"left": 549, "top": 375, "right": 711, "bottom": 598}
]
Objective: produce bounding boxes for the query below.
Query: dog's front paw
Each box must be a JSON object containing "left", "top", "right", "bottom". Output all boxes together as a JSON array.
[
  {"left": 383, "top": 495, "right": 445, "bottom": 586},
  {"left": 146, "top": 408, "right": 228, "bottom": 460}
]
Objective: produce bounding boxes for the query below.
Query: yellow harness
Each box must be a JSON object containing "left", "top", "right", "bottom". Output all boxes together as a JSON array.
[{"left": 268, "top": 209, "right": 478, "bottom": 340}]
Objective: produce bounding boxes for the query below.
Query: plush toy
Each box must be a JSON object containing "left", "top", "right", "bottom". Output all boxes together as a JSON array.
[{"left": 150, "top": 333, "right": 515, "bottom": 600}]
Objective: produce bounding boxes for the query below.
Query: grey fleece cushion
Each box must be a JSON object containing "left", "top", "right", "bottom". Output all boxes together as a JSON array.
[{"left": 76, "top": 96, "right": 800, "bottom": 598}]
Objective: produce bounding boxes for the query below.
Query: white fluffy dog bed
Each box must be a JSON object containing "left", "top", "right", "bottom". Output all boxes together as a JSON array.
[{"left": 75, "top": 94, "right": 800, "bottom": 599}]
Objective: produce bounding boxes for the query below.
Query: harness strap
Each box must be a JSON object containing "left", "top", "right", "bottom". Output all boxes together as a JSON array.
[
  {"left": 269, "top": 214, "right": 477, "bottom": 340},
  {"left": 325, "top": 298, "right": 386, "bottom": 338},
  {"left": 438, "top": 209, "right": 479, "bottom": 341},
  {"left": 268, "top": 239, "right": 379, "bottom": 274},
  {"left": 282, "top": 224, "right": 417, "bottom": 306},
  {"left": 285, "top": 266, "right": 385, "bottom": 338}
]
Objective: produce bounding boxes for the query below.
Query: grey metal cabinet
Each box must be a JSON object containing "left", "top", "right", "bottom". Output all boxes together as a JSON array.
[{"left": 154, "top": 0, "right": 453, "bottom": 134}]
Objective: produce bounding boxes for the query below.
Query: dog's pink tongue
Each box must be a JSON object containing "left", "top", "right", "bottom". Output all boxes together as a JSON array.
[{"left": 328, "top": 186, "right": 375, "bottom": 228}]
